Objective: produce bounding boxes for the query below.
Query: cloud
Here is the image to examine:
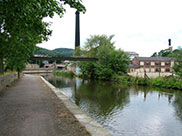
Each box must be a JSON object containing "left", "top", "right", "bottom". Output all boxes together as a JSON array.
[{"left": 37, "top": 0, "right": 182, "bottom": 56}]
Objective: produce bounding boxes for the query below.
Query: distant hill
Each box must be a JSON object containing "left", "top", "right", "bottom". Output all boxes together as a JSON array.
[
  {"left": 52, "top": 48, "right": 74, "bottom": 57},
  {"left": 34, "top": 47, "right": 74, "bottom": 57}
]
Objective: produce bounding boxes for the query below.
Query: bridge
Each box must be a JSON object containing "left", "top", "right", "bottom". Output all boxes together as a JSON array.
[
  {"left": 23, "top": 68, "right": 54, "bottom": 74},
  {"left": 30, "top": 57, "right": 98, "bottom": 61}
]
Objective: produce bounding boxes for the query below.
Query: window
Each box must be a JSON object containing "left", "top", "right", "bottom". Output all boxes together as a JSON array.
[
  {"left": 166, "top": 68, "right": 170, "bottom": 72},
  {"left": 155, "top": 68, "right": 161, "bottom": 72},
  {"left": 155, "top": 62, "right": 161, "bottom": 66},
  {"left": 145, "top": 62, "right": 150, "bottom": 66},
  {"left": 165, "top": 62, "right": 170, "bottom": 66}
]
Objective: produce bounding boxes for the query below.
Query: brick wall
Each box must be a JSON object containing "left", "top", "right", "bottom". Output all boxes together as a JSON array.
[{"left": 0, "top": 73, "right": 18, "bottom": 91}]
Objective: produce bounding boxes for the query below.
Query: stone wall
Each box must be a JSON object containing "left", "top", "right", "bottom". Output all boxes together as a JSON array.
[
  {"left": 128, "top": 72, "right": 172, "bottom": 78},
  {"left": 0, "top": 73, "right": 18, "bottom": 91}
]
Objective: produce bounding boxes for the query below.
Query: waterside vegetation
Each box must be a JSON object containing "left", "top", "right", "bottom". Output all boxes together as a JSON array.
[
  {"left": 53, "top": 70, "right": 75, "bottom": 78},
  {"left": 75, "top": 35, "right": 130, "bottom": 80},
  {"left": 118, "top": 76, "right": 182, "bottom": 90}
]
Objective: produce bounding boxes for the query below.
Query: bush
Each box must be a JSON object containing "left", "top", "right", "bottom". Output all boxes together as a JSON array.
[
  {"left": 53, "top": 70, "right": 75, "bottom": 78},
  {"left": 119, "top": 75, "right": 182, "bottom": 90}
]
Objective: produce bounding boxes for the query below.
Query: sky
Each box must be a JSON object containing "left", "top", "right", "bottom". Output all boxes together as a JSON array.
[{"left": 37, "top": 0, "right": 182, "bottom": 57}]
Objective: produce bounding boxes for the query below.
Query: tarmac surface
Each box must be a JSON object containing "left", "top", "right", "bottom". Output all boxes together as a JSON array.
[{"left": 0, "top": 74, "right": 90, "bottom": 136}]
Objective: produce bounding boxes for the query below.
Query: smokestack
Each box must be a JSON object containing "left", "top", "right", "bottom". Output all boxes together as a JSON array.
[
  {"left": 168, "top": 39, "right": 172, "bottom": 52},
  {"left": 75, "top": 11, "right": 80, "bottom": 48},
  {"left": 168, "top": 39, "right": 171, "bottom": 46}
]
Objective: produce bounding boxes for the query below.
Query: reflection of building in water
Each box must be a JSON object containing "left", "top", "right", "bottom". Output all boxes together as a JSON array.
[
  {"left": 158, "top": 93, "right": 161, "bottom": 100},
  {"left": 144, "top": 91, "right": 147, "bottom": 101},
  {"left": 157, "top": 92, "right": 173, "bottom": 103},
  {"left": 168, "top": 95, "right": 173, "bottom": 104}
]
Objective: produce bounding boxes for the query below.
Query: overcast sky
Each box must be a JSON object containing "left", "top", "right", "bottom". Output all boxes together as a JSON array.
[{"left": 37, "top": 0, "right": 182, "bottom": 57}]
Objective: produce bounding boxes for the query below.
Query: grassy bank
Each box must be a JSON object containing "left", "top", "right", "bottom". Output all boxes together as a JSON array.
[
  {"left": 53, "top": 70, "right": 75, "bottom": 78},
  {"left": 118, "top": 76, "right": 182, "bottom": 90},
  {"left": 52, "top": 70, "right": 182, "bottom": 90},
  {"left": 0, "top": 71, "right": 17, "bottom": 77}
]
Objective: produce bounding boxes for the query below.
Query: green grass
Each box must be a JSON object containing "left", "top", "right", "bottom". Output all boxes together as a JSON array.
[
  {"left": 0, "top": 71, "right": 16, "bottom": 77},
  {"left": 118, "top": 76, "right": 182, "bottom": 90},
  {"left": 53, "top": 70, "right": 75, "bottom": 78}
]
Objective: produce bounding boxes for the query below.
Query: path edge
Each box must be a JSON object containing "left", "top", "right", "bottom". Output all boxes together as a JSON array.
[{"left": 40, "top": 76, "right": 111, "bottom": 136}]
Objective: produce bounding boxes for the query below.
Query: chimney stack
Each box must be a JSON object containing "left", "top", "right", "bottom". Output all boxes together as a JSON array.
[
  {"left": 168, "top": 39, "right": 172, "bottom": 52},
  {"left": 168, "top": 39, "right": 171, "bottom": 46},
  {"left": 75, "top": 11, "right": 80, "bottom": 48}
]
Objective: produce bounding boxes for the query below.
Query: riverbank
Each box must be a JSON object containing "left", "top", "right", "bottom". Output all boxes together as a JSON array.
[
  {"left": 44, "top": 74, "right": 182, "bottom": 136},
  {"left": 118, "top": 76, "right": 182, "bottom": 90},
  {"left": 53, "top": 70, "right": 182, "bottom": 90},
  {"left": 0, "top": 72, "right": 18, "bottom": 91},
  {"left": 41, "top": 76, "right": 111, "bottom": 136},
  {"left": 0, "top": 74, "right": 90, "bottom": 136},
  {"left": 53, "top": 70, "right": 75, "bottom": 78}
]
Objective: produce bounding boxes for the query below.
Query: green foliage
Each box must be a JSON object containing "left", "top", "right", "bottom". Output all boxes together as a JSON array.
[
  {"left": 77, "top": 35, "right": 130, "bottom": 80},
  {"left": 0, "top": 0, "right": 85, "bottom": 73},
  {"left": 34, "top": 47, "right": 60, "bottom": 57},
  {"left": 119, "top": 76, "right": 182, "bottom": 89},
  {"left": 171, "top": 49, "right": 182, "bottom": 78},
  {"left": 53, "top": 70, "right": 75, "bottom": 78},
  {"left": 74, "top": 46, "right": 83, "bottom": 57},
  {"left": 151, "top": 49, "right": 171, "bottom": 57},
  {"left": 32, "top": 47, "right": 74, "bottom": 64},
  {"left": 151, "top": 48, "right": 182, "bottom": 79},
  {"left": 52, "top": 48, "right": 74, "bottom": 57}
]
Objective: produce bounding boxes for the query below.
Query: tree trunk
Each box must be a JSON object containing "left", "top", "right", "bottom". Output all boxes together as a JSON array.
[
  {"left": 0, "top": 58, "right": 4, "bottom": 74},
  {"left": 17, "top": 67, "right": 20, "bottom": 79}
]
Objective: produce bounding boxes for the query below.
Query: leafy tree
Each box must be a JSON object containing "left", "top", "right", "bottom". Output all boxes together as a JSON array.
[
  {"left": 151, "top": 49, "right": 171, "bottom": 57},
  {"left": 172, "top": 49, "right": 182, "bottom": 78},
  {"left": 0, "top": 0, "right": 85, "bottom": 74},
  {"left": 77, "top": 35, "right": 130, "bottom": 80}
]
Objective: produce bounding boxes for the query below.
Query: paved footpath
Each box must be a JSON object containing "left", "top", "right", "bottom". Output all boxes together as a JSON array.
[{"left": 0, "top": 74, "right": 90, "bottom": 136}]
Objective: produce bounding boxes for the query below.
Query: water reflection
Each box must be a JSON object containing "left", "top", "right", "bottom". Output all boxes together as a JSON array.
[
  {"left": 173, "top": 92, "right": 182, "bottom": 122},
  {"left": 74, "top": 80, "right": 130, "bottom": 119},
  {"left": 45, "top": 75, "right": 182, "bottom": 136}
]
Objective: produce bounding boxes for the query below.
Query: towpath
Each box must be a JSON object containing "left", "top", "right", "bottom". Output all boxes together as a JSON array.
[{"left": 0, "top": 74, "right": 90, "bottom": 136}]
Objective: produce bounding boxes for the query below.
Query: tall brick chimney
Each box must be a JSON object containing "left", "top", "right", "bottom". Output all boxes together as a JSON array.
[
  {"left": 75, "top": 11, "right": 80, "bottom": 48},
  {"left": 168, "top": 39, "right": 173, "bottom": 52}
]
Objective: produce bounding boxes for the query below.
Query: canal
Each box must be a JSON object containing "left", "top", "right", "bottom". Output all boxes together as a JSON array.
[{"left": 44, "top": 75, "right": 182, "bottom": 136}]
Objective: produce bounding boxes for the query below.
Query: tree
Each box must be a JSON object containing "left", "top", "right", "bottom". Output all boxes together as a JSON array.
[
  {"left": 0, "top": 0, "right": 85, "bottom": 74},
  {"left": 151, "top": 49, "right": 171, "bottom": 57},
  {"left": 77, "top": 35, "right": 130, "bottom": 80},
  {"left": 172, "top": 49, "right": 182, "bottom": 78}
]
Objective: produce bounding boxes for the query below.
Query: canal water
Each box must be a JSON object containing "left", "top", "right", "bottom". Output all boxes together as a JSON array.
[{"left": 44, "top": 75, "right": 182, "bottom": 136}]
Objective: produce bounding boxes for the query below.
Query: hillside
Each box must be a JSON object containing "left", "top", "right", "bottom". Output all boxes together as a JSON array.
[
  {"left": 53, "top": 48, "right": 74, "bottom": 57},
  {"left": 34, "top": 47, "right": 74, "bottom": 57}
]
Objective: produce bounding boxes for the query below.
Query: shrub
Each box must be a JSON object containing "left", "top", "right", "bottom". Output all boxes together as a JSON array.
[{"left": 53, "top": 70, "right": 75, "bottom": 78}]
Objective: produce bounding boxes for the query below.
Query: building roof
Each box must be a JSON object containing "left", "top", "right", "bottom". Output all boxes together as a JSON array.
[
  {"left": 135, "top": 57, "right": 173, "bottom": 61},
  {"left": 125, "top": 51, "right": 139, "bottom": 56},
  {"left": 129, "top": 64, "right": 140, "bottom": 68}
]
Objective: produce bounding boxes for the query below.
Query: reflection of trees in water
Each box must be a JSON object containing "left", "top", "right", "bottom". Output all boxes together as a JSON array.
[
  {"left": 72, "top": 80, "right": 130, "bottom": 118},
  {"left": 173, "top": 92, "right": 182, "bottom": 122},
  {"left": 47, "top": 75, "right": 75, "bottom": 88},
  {"left": 46, "top": 75, "right": 182, "bottom": 123},
  {"left": 132, "top": 85, "right": 176, "bottom": 103},
  {"left": 134, "top": 85, "right": 182, "bottom": 122}
]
